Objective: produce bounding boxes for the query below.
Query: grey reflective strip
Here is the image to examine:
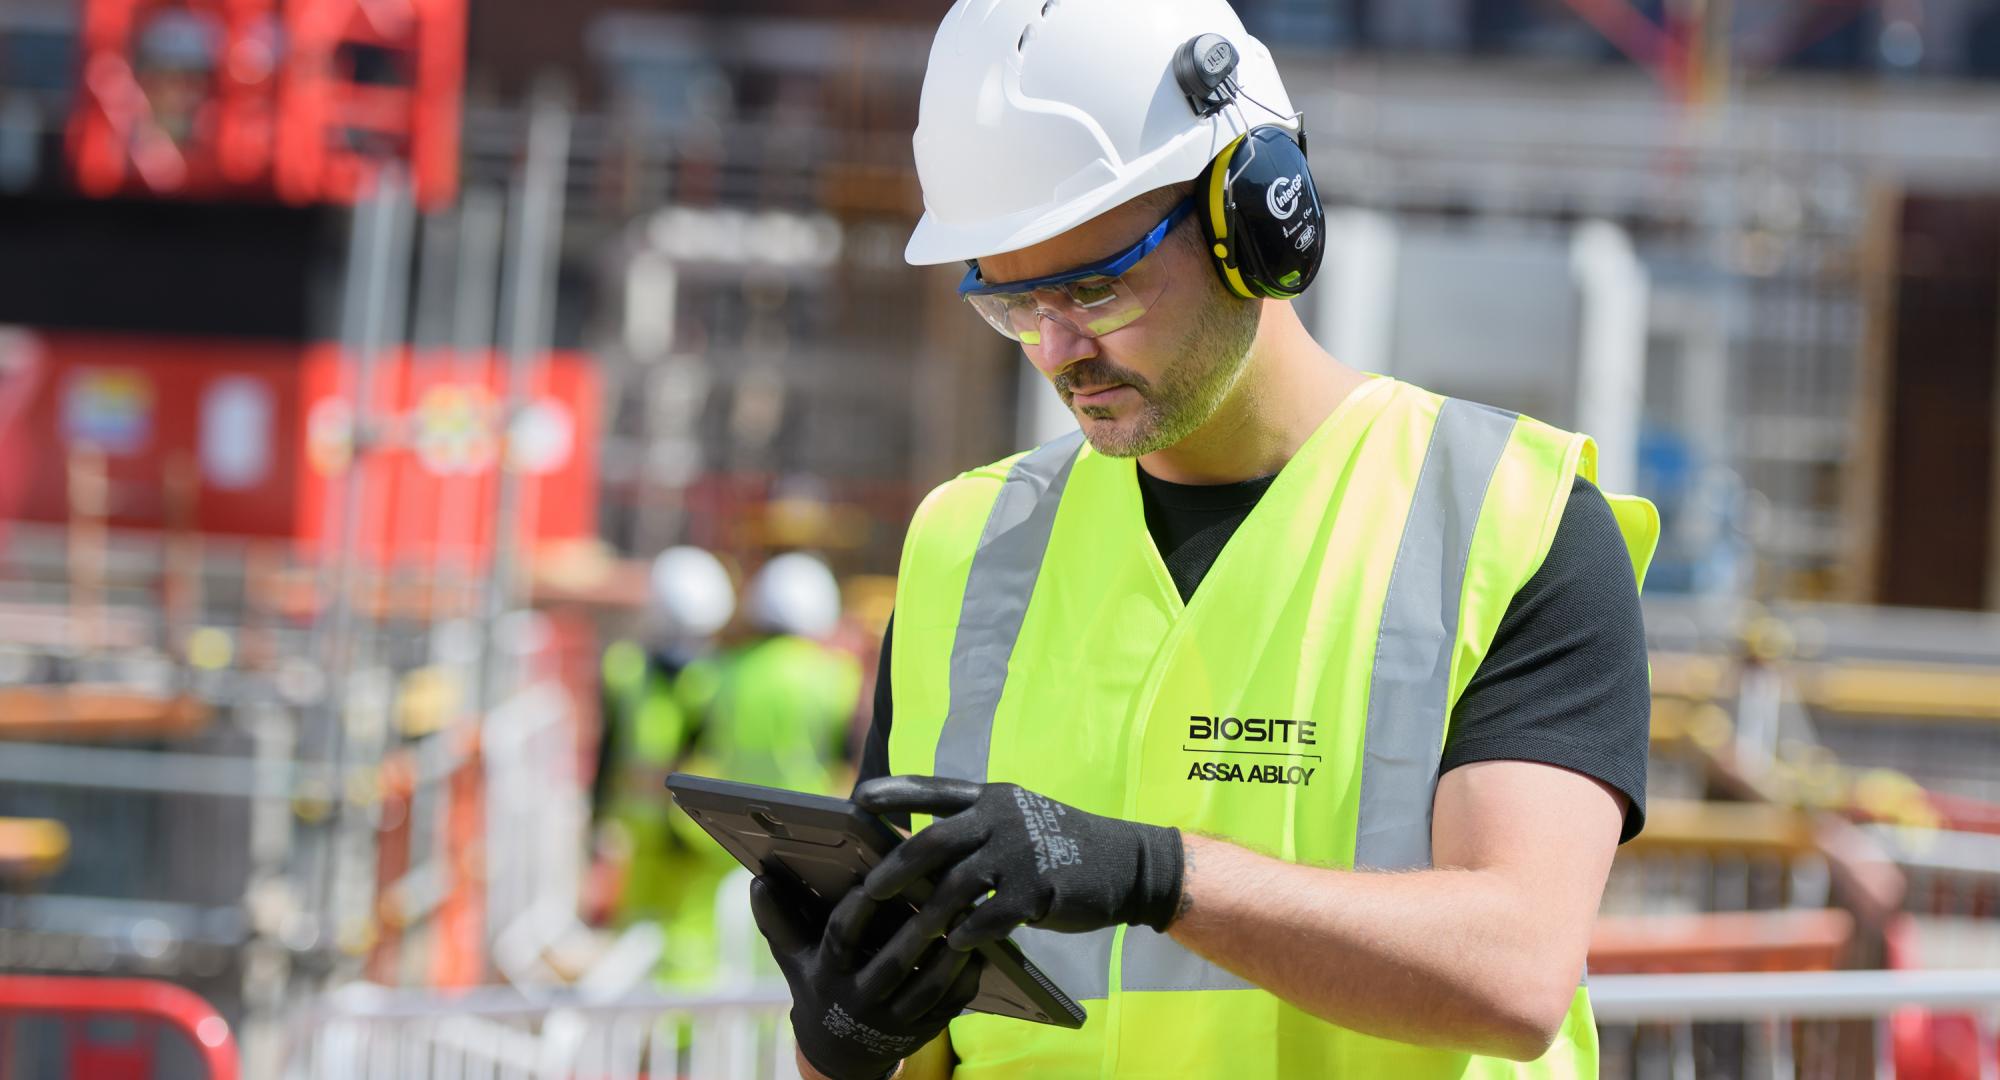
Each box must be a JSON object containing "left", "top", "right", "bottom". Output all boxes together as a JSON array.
[
  {"left": 1014, "top": 925, "right": 1116, "bottom": 1002},
  {"left": 1354, "top": 398, "right": 1517, "bottom": 870},
  {"left": 1119, "top": 926, "right": 1253, "bottom": 993},
  {"left": 933, "top": 430, "right": 1085, "bottom": 787},
  {"left": 930, "top": 431, "right": 1116, "bottom": 1001}
]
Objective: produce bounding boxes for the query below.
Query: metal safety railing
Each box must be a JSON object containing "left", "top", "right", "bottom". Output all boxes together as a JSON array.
[
  {"left": 285, "top": 982, "right": 795, "bottom": 1080},
  {"left": 1591, "top": 969, "right": 2000, "bottom": 1020},
  {"left": 0, "top": 974, "right": 239, "bottom": 1080},
  {"left": 280, "top": 969, "right": 2000, "bottom": 1080},
  {"left": 1591, "top": 969, "right": 2000, "bottom": 1080}
]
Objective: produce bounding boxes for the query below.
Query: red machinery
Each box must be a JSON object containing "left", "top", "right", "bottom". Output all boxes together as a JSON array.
[
  {"left": 68, "top": 0, "right": 464, "bottom": 207},
  {"left": 3, "top": 330, "right": 599, "bottom": 565},
  {"left": 0, "top": 331, "right": 45, "bottom": 545},
  {"left": 67, "top": 0, "right": 282, "bottom": 199},
  {"left": 0, "top": 976, "right": 239, "bottom": 1080},
  {"left": 273, "top": 0, "right": 465, "bottom": 208},
  {"left": 295, "top": 341, "right": 601, "bottom": 563}
]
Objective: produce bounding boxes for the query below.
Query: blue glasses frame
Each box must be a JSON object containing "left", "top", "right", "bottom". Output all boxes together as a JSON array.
[{"left": 957, "top": 196, "right": 1197, "bottom": 296}]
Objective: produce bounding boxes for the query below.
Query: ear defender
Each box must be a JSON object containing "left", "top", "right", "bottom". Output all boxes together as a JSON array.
[
  {"left": 1195, "top": 128, "right": 1323, "bottom": 300},
  {"left": 1172, "top": 35, "right": 1326, "bottom": 301}
]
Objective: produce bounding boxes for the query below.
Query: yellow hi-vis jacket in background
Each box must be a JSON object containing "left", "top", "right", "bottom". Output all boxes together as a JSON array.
[{"left": 887, "top": 377, "right": 1659, "bottom": 1078}]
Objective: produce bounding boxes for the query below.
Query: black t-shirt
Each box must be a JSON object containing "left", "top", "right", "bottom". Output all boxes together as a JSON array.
[{"left": 857, "top": 470, "right": 1650, "bottom": 843}]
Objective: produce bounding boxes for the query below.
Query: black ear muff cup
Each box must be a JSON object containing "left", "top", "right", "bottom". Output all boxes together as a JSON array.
[{"left": 1196, "top": 126, "right": 1324, "bottom": 301}]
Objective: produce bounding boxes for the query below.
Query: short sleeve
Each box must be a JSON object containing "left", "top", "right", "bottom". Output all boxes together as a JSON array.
[{"left": 1440, "top": 476, "right": 1651, "bottom": 842}]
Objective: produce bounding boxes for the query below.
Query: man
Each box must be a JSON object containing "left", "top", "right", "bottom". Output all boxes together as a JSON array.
[
  {"left": 661, "top": 551, "right": 860, "bottom": 985},
  {"left": 593, "top": 546, "right": 735, "bottom": 979},
  {"left": 749, "top": 2, "right": 1657, "bottom": 1077},
  {"left": 685, "top": 552, "right": 862, "bottom": 798}
]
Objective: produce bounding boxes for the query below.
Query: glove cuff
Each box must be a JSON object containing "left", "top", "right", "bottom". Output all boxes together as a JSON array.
[
  {"left": 793, "top": 1011, "right": 903, "bottom": 1080},
  {"left": 799, "top": 1045, "right": 900, "bottom": 1080},
  {"left": 1131, "top": 824, "right": 1185, "bottom": 932}
]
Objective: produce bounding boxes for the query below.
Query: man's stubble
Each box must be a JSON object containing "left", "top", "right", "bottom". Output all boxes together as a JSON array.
[{"left": 1066, "top": 279, "right": 1262, "bottom": 459}]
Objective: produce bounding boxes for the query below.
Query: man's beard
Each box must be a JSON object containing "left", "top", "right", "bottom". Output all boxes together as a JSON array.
[{"left": 1056, "top": 293, "right": 1261, "bottom": 459}]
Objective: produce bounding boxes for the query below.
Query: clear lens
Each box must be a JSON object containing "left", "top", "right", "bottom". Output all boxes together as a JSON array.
[{"left": 963, "top": 274, "right": 1160, "bottom": 347}]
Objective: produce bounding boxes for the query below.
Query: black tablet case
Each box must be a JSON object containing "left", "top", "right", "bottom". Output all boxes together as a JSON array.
[{"left": 666, "top": 773, "right": 1087, "bottom": 1028}]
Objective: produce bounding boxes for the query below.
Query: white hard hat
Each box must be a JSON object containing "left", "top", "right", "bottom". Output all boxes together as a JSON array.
[
  {"left": 905, "top": 0, "right": 1298, "bottom": 266},
  {"left": 648, "top": 547, "right": 736, "bottom": 639},
  {"left": 745, "top": 553, "right": 842, "bottom": 639}
]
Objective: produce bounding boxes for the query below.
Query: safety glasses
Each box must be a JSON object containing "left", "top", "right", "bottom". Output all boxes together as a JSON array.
[{"left": 958, "top": 197, "right": 1195, "bottom": 346}]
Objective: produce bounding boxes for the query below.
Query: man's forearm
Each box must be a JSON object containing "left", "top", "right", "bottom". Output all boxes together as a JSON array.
[{"left": 1165, "top": 833, "right": 1586, "bottom": 1061}]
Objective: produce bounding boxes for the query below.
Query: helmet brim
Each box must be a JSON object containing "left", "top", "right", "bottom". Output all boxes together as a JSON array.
[{"left": 904, "top": 120, "right": 1262, "bottom": 266}]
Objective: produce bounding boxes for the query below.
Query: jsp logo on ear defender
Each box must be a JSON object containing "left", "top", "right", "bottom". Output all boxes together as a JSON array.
[
  {"left": 1199, "top": 39, "right": 1234, "bottom": 76},
  {"left": 1266, "top": 174, "right": 1304, "bottom": 220}
]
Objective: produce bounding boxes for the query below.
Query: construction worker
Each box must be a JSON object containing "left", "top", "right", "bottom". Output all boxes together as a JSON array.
[
  {"left": 593, "top": 546, "right": 734, "bottom": 962},
  {"left": 659, "top": 552, "right": 862, "bottom": 985},
  {"left": 680, "top": 552, "right": 863, "bottom": 797},
  {"left": 749, "top": 2, "right": 1658, "bottom": 1078}
]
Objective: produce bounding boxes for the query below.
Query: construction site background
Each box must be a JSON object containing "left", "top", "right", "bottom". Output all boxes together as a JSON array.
[{"left": 2, "top": 1, "right": 1999, "bottom": 1077}]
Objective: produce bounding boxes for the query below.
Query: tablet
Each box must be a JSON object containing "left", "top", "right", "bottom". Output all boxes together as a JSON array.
[{"left": 665, "top": 773, "right": 1087, "bottom": 1028}]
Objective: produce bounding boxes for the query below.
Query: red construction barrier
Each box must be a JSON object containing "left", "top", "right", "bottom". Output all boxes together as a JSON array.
[
  {"left": 1887, "top": 915, "right": 1998, "bottom": 1080},
  {"left": 0, "top": 976, "right": 238, "bottom": 1080}
]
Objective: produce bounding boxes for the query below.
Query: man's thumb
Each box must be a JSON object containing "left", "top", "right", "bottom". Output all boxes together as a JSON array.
[{"left": 749, "top": 876, "right": 813, "bottom": 954}]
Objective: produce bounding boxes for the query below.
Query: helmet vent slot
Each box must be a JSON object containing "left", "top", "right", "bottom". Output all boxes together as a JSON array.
[{"left": 1017, "top": 23, "right": 1035, "bottom": 52}]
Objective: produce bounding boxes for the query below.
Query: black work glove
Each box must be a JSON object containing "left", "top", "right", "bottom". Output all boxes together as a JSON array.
[
  {"left": 749, "top": 876, "right": 983, "bottom": 1080},
  {"left": 849, "top": 775, "right": 1182, "bottom": 985}
]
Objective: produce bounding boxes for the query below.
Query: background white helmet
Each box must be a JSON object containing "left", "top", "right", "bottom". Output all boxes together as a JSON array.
[
  {"left": 905, "top": 0, "right": 1298, "bottom": 266},
  {"left": 745, "top": 553, "right": 842, "bottom": 639},
  {"left": 647, "top": 546, "right": 736, "bottom": 640}
]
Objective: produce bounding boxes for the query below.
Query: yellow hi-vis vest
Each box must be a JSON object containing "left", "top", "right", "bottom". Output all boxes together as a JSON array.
[{"left": 886, "top": 378, "right": 1659, "bottom": 1078}]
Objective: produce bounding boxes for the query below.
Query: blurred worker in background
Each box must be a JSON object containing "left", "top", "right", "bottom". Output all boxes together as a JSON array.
[
  {"left": 681, "top": 552, "right": 862, "bottom": 797},
  {"left": 645, "top": 551, "right": 863, "bottom": 986},
  {"left": 751, "top": 1, "right": 1659, "bottom": 1078},
  {"left": 592, "top": 546, "right": 736, "bottom": 978}
]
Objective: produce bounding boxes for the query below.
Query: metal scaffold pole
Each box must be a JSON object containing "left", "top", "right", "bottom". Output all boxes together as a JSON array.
[
  {"left": 439, "top": 188, "right": 505, "bottom": 641},
  {"left": 479, "top": 83, "right": 571, "bottom": 714},
  {"left": 312, "top": 163, "right": 414, "bottom": 963}
]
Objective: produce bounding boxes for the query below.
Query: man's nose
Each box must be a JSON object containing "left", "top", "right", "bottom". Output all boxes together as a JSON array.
[{"left": 1027, "top": 314, "right": 1097, "bottom": 377}]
